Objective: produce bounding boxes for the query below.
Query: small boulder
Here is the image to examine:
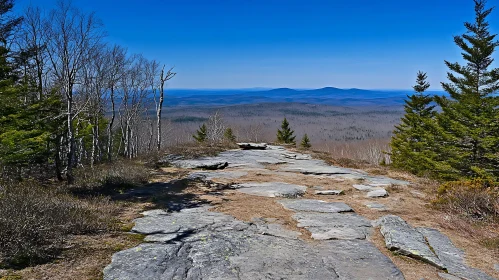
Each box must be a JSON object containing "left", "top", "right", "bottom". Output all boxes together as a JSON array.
[
  {"left": 365, "top": 202, "right": 388, "bottom": 211},
  {"left": 315, "top": 190, "right": 344, "bottom": 195},
  {"left": 367, "top": 188, "right": 388, "bottom": 198},
  {"left": 237, "top": 142, "right": 267, "bottom": 150}
]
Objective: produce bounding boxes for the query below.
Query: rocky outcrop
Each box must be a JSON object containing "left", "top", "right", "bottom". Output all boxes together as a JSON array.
[
  {"left": 232, "top": 182, "right": 307, "bottom": 198},
  {"left": 378, "top": 215, "right": 444, "bottom": 269},
  {"left": 418, "top": 227, "right": 496, "bottom": 280},
  {"left": 104, "top": 206, "right": 404, "bottom": 280},
  {"left": 170, "top": 159, "right": 229, "bottom": 170},
  {"left": 279, "top": 199, "right": 353, "bottom": 213},
  {"left": 378, "top": 215, "right": 496, "bottom": 280},
  {"left": 294, "top": 212, "right": 373, "bottom": 240}
]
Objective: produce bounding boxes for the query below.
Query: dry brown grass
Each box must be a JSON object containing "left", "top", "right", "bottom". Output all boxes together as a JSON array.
[{"left": 163, "top": 142, "right": 235, "bottom": 160}]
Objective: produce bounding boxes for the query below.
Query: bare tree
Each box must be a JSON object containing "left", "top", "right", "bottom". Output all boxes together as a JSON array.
[
  {"left": 156, "top": 66, "right": 175, "bottom": 151},
  {"left": 105, "top": 45, "right": 127, "bottom": 161},
  {"left": 44, "top": 1, "right": 104, "bottom": 183},
  {"left": 206, "top": 111, "right": 226, "bottom": 143}
]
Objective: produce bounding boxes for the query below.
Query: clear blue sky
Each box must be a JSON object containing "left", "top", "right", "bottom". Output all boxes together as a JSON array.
[{"left": 14, "top": 0, "right": 499, "bottom": 89}]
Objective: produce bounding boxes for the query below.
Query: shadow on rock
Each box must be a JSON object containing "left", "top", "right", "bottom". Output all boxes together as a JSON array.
[{"left": 111, "top": 178, "right": 216, "bottom": 212}]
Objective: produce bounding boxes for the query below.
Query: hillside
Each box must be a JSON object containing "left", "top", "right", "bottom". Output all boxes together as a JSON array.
[{"left": 163, "top": 87, "right": 446, "bottom": 107}]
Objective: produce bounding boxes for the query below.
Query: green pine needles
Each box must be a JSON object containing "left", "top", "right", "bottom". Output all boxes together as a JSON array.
[
  {"left": 277, "top": 118, "right": 296, "bottom": 145},
  {"left": 193, "top": 124, "right": 207, "bottom": 143},
  {"left": 300, "top": 134, "right": 311, "bottom": 149},
  {"left": 391, "top": 71, "right": 437, "bottom": 175},
  {"left": 391, "top": 0, "right": 499, "bottom": 180}
]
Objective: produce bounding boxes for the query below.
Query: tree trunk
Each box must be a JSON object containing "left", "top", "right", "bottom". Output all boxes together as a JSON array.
[{"left": 107, "top": 86, "right": 116, "bottom": 161}]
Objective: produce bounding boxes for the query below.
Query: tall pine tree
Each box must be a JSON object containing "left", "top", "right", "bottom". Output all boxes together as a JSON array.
[
  {"left": 434, "top": 0, "right": 499, "bottom": 179},
  {"left": 277, "top": 118, "right": 296, "bottom": 145},
  {"left": 391, "top": 71, "right": 437, "bottom": 175}
]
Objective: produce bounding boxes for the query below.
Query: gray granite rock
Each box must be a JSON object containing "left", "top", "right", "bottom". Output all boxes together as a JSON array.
[
  {"left": 170, "top": 145, "right": 409, "bottom": 186},
  {"left": 438, "top": 273, "right": 463, "bottom": 280},
  {"left": 279, "top": 199, "right": 353, "bottom": 213},
  {"left": 367, "top": 188, "right": 389, "bottom": 198},
  {"left": 170, "top": 159, "right": 228, "bottom": 170},
  {"left": 315, "top": 190, "right": 344, "bottom": 195},
  {"left": 237, "top": 142, "right": 267, "bottom": 150},
  {"left": 366, "top": 202, "right": 388, "bottom": 211},
  {"left": 378, "top": 215, "right": 445, "bottom": 269},
  {"left": 104, "top": 207, "right": 405, "bottom": 280},
  {"left": 369, "top": 183, "right": 392, "bottom": 188},
  {"left": 293, "top": 212, "right": 372, "bottom": 240},
  {"left": 495, "top": 263, "right": 499, "bottom": 272},
  {"left": 418, "top": 227, "right": 496, "bottom": 280},
  {"left": 353, "top": 184, "right": 374, "bottom": 191},
  {"left": 233, "top": 182, "right": 307, "bottom": 197}
]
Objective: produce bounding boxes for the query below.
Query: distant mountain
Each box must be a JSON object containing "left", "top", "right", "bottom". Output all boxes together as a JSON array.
[{"left": 163, "top": 87, "right": 446, "bottom": 107}]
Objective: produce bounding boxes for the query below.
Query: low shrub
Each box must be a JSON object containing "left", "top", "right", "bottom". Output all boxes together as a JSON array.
[
  {"left": 73, "top": 160, "right": 150, "bottom": 192},
  {"left": 432, "top": 179, "right": 499, "bottom": 222},
  {"left": 0, "top": 181, "right": 117, "bottom": 267}
]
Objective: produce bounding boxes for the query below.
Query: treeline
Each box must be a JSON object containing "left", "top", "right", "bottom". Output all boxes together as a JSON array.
[
  {"left": 391, "top": 0, "right": 499, "bottom": 180},
  {"left": 0, "top": 0, "right": 175, "bottom": 182}
]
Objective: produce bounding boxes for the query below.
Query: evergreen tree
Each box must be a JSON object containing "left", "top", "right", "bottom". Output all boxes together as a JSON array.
[
  {"left": 433, "top": 0, "right": 499, "bottom": 179},
  {"left": 223, "top": 127, "right": 236, "bottom": 143},
  {"left": 277, "top": 118, "right": 296, "bottom": 145},
  {"left": 390, "top": 71, "right": 437, "bottom": 175},
  {"left": 0, "top": 1, "right": 64, "bottom": 177},
  {"left": 193, "top": 124, "right": 207, "bottom": 143},
  {"left": 300, "top": 134, "right": 311, "bottom": 149}
]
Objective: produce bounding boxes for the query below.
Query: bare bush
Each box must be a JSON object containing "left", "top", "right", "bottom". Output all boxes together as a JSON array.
[
  {"left": 72, "top": 160, "right": 150, "bottom": 192},
  {"left": 0, "top": 182, "right": 117, "bottom": 267},
  {"left": 432, "top": 179, "right": 499, "bottom": 222},
  {"left": 319, "top": 139, "right": 391, "bottom": 166}
]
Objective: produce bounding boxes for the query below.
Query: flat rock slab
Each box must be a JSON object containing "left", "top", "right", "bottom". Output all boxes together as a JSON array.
[
  {"left": 233, "top": 182, "right": 307, "bottom": 197},
  {"left": 438, "top": 273, "right": 463, "bottom": 280},
  {"left": 353, "top": 184, "right": 374, "bottom": 191},
  {"left": 293, "top": 212, "right": 372, "bottom": 240},
  {"left": 170, "top": 145, "right": 410, "bottom": 186},
  {"left": 171, "top": 159, "right": 228, "bottom": 170},
  {"left": 378, "top": 215, "right": 445, "bottom": 269},
  {"left": 279, "top": 199, "right": 353, "bottom": 213},
  {"left": 104, "top": 207, "right": 404, "bottom": 280},
  {"left": 367, "top": 188, "right": 389, "bottom": 198},
  {"left": 418, "top": 227, "right": 496, "bottom": 280},
  {"left": 315, "top": 190, "right": 344, "bottom": 195},
  {"left": 366, "top": 202, "right": 388, "bottom": 211}
]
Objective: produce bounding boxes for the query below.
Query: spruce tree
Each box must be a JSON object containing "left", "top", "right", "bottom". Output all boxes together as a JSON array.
[
  {"left": 300, "top": 134, "right": 311, "bottom": 149},
  {"left": 223, "top": 127, "right": 236, "bottom": 143},
  {"left": 0, "top": 1, "right": 62, "bottom": 174},
  {"left": 193, "top": 124, "right": 207, "bottom": 143},
  {"left": 390, "top": 71, "right": 437, "bottom": 175},
  {"left": 277, "top": 118, "right": 296, "bottom": 145},
  {"left": 433, "top": 0, "right": 499, "bottom": 179}
]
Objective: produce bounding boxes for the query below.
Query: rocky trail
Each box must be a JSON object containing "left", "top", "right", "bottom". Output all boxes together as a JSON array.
[{"left": 103, "top": 144, "right": 498, "bottom": 280}]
